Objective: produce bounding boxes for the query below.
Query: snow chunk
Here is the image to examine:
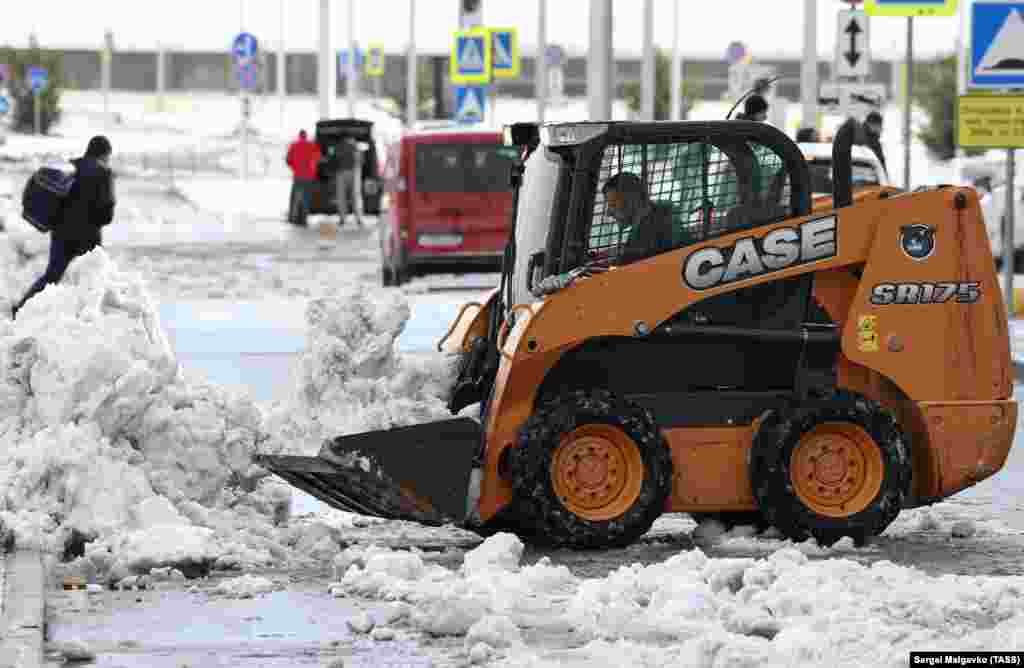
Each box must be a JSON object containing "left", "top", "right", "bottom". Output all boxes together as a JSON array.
[
  {"left": 53, "top": 639, "right": 96, "bottom": 662},
  {"left": 952, "top": 520, "right": 976, "bottom": 539},
  {"left": 412, "top": 594, "right": 490, "bottom": 637},
  {"left": 347, "top": 611, "right": 375, "bottom": 634},
  {"left": 462, "top": 533, "right": 523, "bottom": 575},
  {"left": 213, "top": 574, "right": 276, "bottom": 598},
  {"left": 370, "top": 626, "right": 395, "bottom": 641},
  {"left": 466, "top": 614, "right": 523, "bottom": 649}
]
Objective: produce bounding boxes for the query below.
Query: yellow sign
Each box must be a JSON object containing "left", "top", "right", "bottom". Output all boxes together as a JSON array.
[
  {"left": 365, "top": 43, "right": 385, "bottom": 77},
  {"left": 857, "top": 315, "right": 879, "bottom": 353},
  {"left": 957, "top": 95, "right": 1024, "bottom": 149},
  {"left": 450, "top": 29, "right": 491, "bottom": 85},
  {"left": 863, "top": 0, "right": 958, "bottom": 17}
]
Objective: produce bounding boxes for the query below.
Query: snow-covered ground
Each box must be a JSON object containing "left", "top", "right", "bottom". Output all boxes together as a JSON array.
[{"left": 4, "top": 90, "right": 1024, "bottom": 667}]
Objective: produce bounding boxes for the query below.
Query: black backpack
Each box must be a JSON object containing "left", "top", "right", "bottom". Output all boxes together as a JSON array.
[{"left": 22, "top": 162, "right": 76, "bottom": 233}]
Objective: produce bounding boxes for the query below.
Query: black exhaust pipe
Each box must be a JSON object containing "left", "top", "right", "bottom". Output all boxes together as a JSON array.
[{"left": 832, "top": 118, "right": 857, "bottom": 208}]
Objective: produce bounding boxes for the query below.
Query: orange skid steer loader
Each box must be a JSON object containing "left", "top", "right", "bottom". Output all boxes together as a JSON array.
[{"left": 256, "top": 119, "right": 1018, "bottom": 549}]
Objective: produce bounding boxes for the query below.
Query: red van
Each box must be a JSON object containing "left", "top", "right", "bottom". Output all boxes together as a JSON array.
[{"left": 379, "top": 128, "right": 517, "bottom": 286}]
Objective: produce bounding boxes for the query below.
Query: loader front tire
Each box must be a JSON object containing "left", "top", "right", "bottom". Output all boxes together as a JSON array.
[
  {"left": 511, "top": 390, "right": 672, "bottom": 550},
  {"left": 750, "top": 391, "right": 911, "bottom": 547}
]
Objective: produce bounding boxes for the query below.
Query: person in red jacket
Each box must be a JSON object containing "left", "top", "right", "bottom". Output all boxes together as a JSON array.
[{"left": 286, "top": 129, "right": 322, "bottom": 224}]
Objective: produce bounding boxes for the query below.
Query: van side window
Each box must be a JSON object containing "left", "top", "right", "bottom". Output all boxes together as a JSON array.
[{"left": 585, "top": 139, "right": 793, "bottom": 265}]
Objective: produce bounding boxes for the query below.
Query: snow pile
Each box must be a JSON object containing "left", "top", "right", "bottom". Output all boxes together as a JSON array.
[
  {"left": 328, "top": 534, "right": 1024, "bottom": 667},
  {"left": 0, "top": 250, "right": 475, "bottom": 583},
  {"left": 334, "top": 534, "right": 573, "bottom": 643},
  {"left": 262, "top": 284, "right": 462, "bottom": 455},
  {"left": 0, "top": 249, "right": 293, "bottom": 580}
]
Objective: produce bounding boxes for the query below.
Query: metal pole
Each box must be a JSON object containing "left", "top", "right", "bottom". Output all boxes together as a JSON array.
[
  {"left": 279, "top": 0, "right": 286, "bottom": 130},
  {"left": 318, "top": 0, "right": 332, "bottom": 120},
  {"left": 407, "top": 0, "right": 417, "bottom": 127},
  {"left": 587, "top": 0, "right": 613, "bottom": 121},
  {"left": 954, "top": 0, "right": 968, "bottom": 185},
  {"left": 348, "top": 0, "right": 357, "bottom": 118},
  {"left": 670, "top": 0, "right": 681, "bottom": 120},
  {"left": 1005, "top": 149, "right": 1016, "bottom": 317},
  {"left": 537, "top": 0, "right": 547, "bottom": 123},
  {"left": 242, "top": 95, "right": 249, "bottom": 184},
  {"left": 156, "top": 45, "right": 166, "bottom": 113},
  {"left": 903, "top": 16, "right": 913, "bottom": 191},
  {"left": 33, "top": 90, "right": 40, "bottom": 135},
  {"left": 801, "top": 0, "right": 817, "bottom": 135},
  {"left": 102, "top": 31, "right": 113, "bottom": 130},
  {"left": 641, "top": 0, "right": 654, "bottom": 120}
]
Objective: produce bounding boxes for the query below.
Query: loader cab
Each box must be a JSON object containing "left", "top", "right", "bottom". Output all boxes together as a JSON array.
[
  {"left": 503, "top": 121, "right": 814, "bottom": 310},
  {"left": 501, "top": 120, "right": 839, "bottom": 405}
]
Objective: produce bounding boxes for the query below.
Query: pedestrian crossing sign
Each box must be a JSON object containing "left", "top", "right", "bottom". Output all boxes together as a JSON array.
[
  {"left": 451, "top": 29, "right": 491, "bottom": 84},
  {"left": 489, "top": 28, "right": 520, "bottom": 79},
  {"left": 454, "top": 85, "right": 487, "bottom": 124}
]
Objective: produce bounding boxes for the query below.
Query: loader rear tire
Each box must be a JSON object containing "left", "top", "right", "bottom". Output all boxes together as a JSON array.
[
  {"left": 750, "top": 391, "right": 911, "bottom": 547},
  {"left": 510, "top": 390, "right": 673, "bottom": 550}
]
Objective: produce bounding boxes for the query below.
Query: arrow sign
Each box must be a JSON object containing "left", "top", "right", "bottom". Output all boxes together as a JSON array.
[
  {"left": 835, "top": 9, "right": 870, "bottom": 78},
  {"left": 844, "top": 19, "right": 863, "bottom": 68}
]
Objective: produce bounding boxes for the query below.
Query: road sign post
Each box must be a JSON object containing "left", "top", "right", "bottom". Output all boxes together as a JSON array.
[
  {"left": 232, "top": 32, "right": 259, "bottom": 186},
  {"left": 965, "top": 3, "right": 1024, "bottom": 315},
  {"left": 864, "top": 2, "right": 958, "bottom": 194}
]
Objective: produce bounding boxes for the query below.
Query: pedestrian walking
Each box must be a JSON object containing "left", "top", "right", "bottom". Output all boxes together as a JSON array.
[
  {"left": 286, "top": 129, "right": 321, "bottom": 225},
  {"left": 12, "top": 135, "right": 115, "bottom": 318}
]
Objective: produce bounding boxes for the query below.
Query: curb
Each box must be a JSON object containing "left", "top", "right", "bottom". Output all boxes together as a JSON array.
[{"left": 0, "top": 550, "right": 47, "bottom": 668}]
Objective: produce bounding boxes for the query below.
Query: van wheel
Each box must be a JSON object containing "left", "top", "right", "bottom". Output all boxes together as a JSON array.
[
  {"left": 749, "top": 391, "right": 911, "bottom": 547},
  {"left": 510, "top": 390, "right": 673, "bottom": 549}
]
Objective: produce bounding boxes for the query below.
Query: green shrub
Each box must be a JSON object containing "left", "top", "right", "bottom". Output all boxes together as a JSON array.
[{"left": 0, "top": 45, "right": 64, "bottom": 134}]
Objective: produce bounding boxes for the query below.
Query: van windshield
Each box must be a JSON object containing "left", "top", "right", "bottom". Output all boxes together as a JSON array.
[{"left": 415, "top": 143, "right": 518, "bottom": 193}]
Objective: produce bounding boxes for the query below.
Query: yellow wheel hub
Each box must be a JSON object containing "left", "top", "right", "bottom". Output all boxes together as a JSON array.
[
  {"left": 551, "top": 424, "right": 644, "bottom": 522},
  {"left": 790, "top": 422, "right": 885, "bottom": 519}
]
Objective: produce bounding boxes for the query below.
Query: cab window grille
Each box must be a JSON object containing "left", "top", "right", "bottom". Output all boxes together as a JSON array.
[{"left": 585, "top": 139, "right": 792, "bottom": 266}]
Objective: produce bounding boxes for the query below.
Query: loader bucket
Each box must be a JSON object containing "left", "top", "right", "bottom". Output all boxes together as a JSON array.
[{"left": 254, "top": 418, "right": 483, "bottom": 526}]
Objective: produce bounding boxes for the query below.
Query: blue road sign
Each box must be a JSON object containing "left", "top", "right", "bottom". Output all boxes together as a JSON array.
[
  {"left": 27, "top": 66, "right": 48, "bottom": 94},
  {"left": 454, "top": 85, "right": 486, "bottom": 124},
  {"left": 971, "top": 3, "right": 1024, "bottom": 89},
  {"left": 489, "top": 28, "right": 520, "bottom": 78},
  {"left": 232, "top": 32, "right": 258, "bottom": 63},
  {"left": 452, "top": 31, "right": 490, "bottom": 84},
  {"left": 0, "top": 96, "right": 9, "bottom": 115}
]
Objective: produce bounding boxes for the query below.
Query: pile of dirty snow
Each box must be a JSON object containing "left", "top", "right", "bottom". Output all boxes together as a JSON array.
[
  {"left": 330, "top": 533, "right": 1024, "bottom": 667},
  {"left": 261, "top": 285, "right": 463, "bottom": 456},
  {"left": 0, "top": 249, "right": 463, "bottom": 584}
]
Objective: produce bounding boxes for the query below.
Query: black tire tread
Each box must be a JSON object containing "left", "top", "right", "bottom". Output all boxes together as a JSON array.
[
  {"left": 749, "top": 390, "right": 911, "bottom": 546},
  {"left": 510, "top": 389, "right": 673, "bottom": 550}
]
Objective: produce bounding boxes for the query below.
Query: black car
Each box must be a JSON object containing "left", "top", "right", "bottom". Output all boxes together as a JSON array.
[{"left": 305, "top": 119, "right": 382, "bottom": 221}]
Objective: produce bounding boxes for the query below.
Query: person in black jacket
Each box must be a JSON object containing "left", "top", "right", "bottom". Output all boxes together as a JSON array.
[
  {"left": 854, "top": 111, "right": 888, "bottom": 176},
  {"left": 12, "top": 135, "right": 115, "bottom": 318}
]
